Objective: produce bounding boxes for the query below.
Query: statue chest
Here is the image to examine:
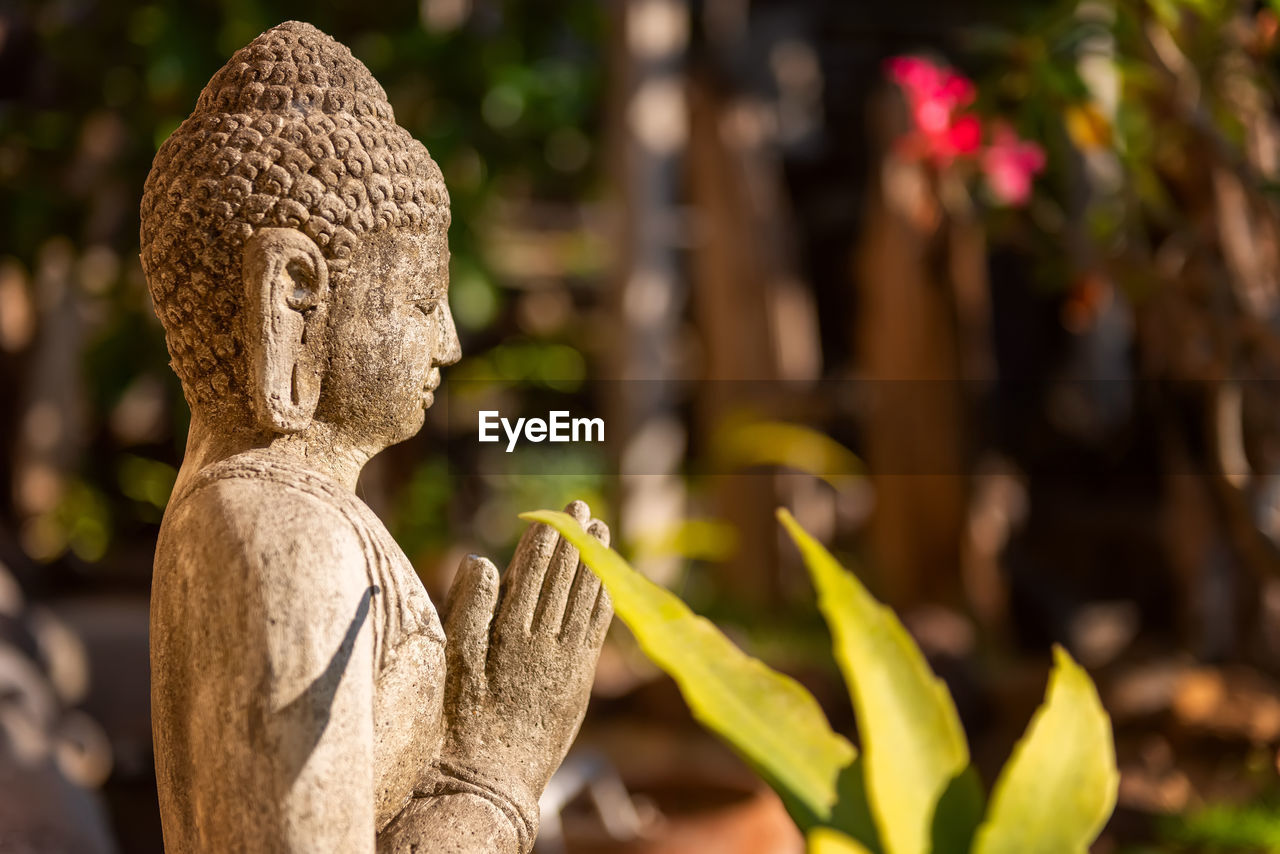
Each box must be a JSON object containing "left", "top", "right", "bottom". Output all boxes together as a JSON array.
[{"left": 365, "top": 523, "right": 447, "bottom": 827}]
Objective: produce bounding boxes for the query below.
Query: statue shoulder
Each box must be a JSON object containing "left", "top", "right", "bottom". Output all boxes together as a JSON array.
[
  {"left": 153, "top": 472, "right": 380, "bottom": 706},
  {"left": 158, "top": 473, "right": 370, "bottom": 601}
]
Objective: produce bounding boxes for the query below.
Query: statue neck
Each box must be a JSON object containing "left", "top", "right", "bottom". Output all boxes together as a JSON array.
[{"left": 175, "top": 411, "right": 375, "bottom": 498}]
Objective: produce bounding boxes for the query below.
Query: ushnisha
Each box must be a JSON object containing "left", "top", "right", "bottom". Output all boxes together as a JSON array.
[{"left": 141, "top": 21, "right": 611, "bottom": 853}]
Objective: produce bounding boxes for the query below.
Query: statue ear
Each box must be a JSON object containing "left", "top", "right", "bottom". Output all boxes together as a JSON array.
[{"left": 242, "top": 228, "right": 330, "bottom": 434}]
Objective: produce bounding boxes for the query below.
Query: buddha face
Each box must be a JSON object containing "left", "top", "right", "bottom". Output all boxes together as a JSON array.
[{"left": 317, "top": 227, "right": 461, "bottom": 451}]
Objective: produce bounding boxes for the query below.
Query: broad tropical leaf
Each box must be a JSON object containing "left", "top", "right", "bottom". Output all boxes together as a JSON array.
[
  {"left": 809, "top": 827, "right": 876, "bottom": 854},
  {"left": 715, "top": 419, "right": 864, "bottom": 491},
  {"left": 522, "top": 509, "right": 857, "bottom": 830},
  {"left": 777, "top": 509, "right": 976, "bottom": 854},
  {"left": 972, "top": 646, "right": 1118, "bottom": 854}
]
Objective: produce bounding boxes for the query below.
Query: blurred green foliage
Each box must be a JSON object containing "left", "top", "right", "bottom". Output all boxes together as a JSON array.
[
  {"left": 960, "top": 0, "right": 1280, "bottom": 298},
  {"left": 1156, "top": 795, "right": 1280, "bottom": 850}
]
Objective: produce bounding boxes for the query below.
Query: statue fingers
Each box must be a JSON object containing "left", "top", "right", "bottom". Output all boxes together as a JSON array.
[
  {"left": 443, "top": 552, "right": 498, "bottom": 629},
  {"left": 560, "top": 519, "right": 609, "bottom": 645},
  {"left": 586, "top": 517, "right": 610, "bottom": 550},
  {"left": 443, "top": 554, "right": 499, "bottom": 703},
  {"left": 586, "top": 583, "right": 614, "bottom": 652},
  {"left": 495, "top": 516, "right": 559, "bottom": 635},
  {"left": 532, "top": 501, "right": 591, "bottom": 635}
]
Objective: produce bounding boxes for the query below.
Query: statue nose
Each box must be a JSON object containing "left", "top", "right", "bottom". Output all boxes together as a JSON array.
[{"left": 436, "top": 302, "right": 462, "bottom": 366}]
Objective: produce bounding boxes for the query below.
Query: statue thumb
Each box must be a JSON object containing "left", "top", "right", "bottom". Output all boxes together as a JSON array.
[{"left": 442, "top": 554, "right": 499, "bottom": 702}]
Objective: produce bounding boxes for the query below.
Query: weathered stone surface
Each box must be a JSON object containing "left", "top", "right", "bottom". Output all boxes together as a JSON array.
[{"left": 140, "top": 21, "right": 611, "bottom": 852}]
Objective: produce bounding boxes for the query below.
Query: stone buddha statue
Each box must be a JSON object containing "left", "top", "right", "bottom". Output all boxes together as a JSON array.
[{"left": 140, "top": 21, "right": 611, "bottom": 853}]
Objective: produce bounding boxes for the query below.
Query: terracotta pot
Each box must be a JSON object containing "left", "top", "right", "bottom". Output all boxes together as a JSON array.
[{"left": 554, "top": 730, "right": 803, "bottom": 854}]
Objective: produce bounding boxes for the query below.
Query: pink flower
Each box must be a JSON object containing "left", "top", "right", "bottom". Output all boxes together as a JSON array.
[
  {"left": 885, "top": 56, "right": 975, "bottom": 115},
  {"left": 942, "top": 114, "right": 982, "bottom": 158},
  {"left": 981, "top": 123, "right": 1046, "bottom": 206},
  {"left": 884, "top": 55, "right": 1049, "bottom": 204},
  {"left": 885, "top": 55, "right": 981, "bottom": 165}
]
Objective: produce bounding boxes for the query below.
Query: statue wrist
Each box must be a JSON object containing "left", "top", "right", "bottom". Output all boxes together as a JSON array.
[{"left": 422, "top": 760, "right": 539, "bottom": 853}]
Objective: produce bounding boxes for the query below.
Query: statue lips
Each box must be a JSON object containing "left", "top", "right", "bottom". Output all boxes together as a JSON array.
[{"left": 421, "top": 367, "right": 441, "bottom": 408}]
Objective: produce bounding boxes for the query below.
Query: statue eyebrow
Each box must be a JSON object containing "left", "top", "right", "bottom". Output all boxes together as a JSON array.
[{"left": 407, "top": 284, "right": 440, "bottom": 301}]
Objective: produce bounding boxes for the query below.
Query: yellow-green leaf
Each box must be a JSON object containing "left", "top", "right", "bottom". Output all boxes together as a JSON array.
[
  {"left": 629, "top": 518, "right": 739, "bottom": 563},
  {"left": 777, "top": 509, "right": 971, "bottom": 854},
  {"left": 809, "top": 827, "right": 876, "bottom": 854},
  {"left": 972, "top": 646, "right": 1118, "bottom": 854},
  {"left": 715, "top": 419, "right": 864, "bottom": 491},
  {"left": 522, "top": 509, "right": 857, "bottom": 830}
]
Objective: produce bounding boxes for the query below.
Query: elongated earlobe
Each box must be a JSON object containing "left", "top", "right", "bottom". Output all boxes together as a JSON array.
[{"left": 242, "top": 228, "right": 329, "bottom": 433}]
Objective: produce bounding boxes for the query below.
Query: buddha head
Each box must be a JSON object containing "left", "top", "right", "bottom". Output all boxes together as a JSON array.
[{"left": 140, "top": 21, "right": 459, "bottom": 455}]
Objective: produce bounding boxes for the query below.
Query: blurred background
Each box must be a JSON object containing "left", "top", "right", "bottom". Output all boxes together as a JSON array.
[{"left": 6, "top": 0, "right": 1280, "bottom": 850}]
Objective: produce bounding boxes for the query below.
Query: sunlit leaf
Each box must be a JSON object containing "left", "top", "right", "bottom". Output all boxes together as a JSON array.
[
  {"left": 972, "top": 646, "right": 1118, "bottom": 854},
  {"left": 628, "top": 518, "right": 738, "bottom": 562},
  {"left": 777, "top": 509, "right": 974, "bottom": 854},
  {"left": 522, "top": 509, "right": 857, "bottom": 831},
  {"left": 809, "top": 827, "right": 876, "bottom": 854},
  {"left": 716, "top": 419, "right": 864, "bottom": 491}
]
